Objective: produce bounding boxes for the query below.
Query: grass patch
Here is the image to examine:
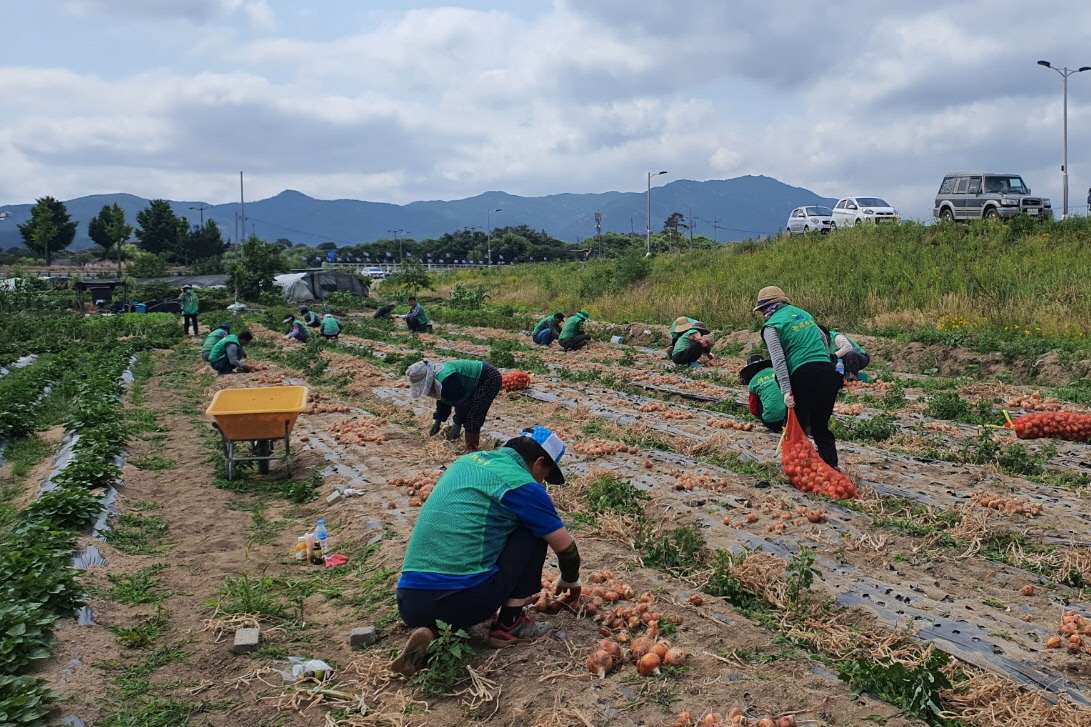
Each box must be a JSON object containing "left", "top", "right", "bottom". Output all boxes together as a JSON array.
[
  {"left": 108, "top": 608, "right": 172, "bottom": 649},
  {"left": 2, "top": 434, "right": 55, "bottom": 479},
  {"left": 106, "top": 564, "right": 170, "bottom": 606},
  {"left": 585, "top": 472, "right": 649, "bottom": 515},
  {"left": 107, "top": 513, "right": 174, "bottom": 556},
  {"left": 129, "top": 455, "right": 177, "bottom": 471}
]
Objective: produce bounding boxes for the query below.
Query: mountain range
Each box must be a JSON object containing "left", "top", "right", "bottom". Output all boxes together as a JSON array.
[{"left": 0, "top": 175, "right": 835, "bottom": 252}]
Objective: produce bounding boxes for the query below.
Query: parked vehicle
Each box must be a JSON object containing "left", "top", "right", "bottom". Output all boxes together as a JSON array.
[
  {"left": 363, "top": 267, "right": 387, "bottom": 279},
  {"left": 831, "top": 197, "right": 900, "bottom": 228},
  {"left": 785, "top": 206, "right": 834, "bottom": 235},
  {"left": 932, "top": 172, "right": 1051, "bottom": 221}
]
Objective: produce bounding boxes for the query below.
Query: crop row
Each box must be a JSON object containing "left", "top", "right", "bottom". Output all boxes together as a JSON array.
[{"left": 0, "top": 345, "right": 136, "bottom": 727}]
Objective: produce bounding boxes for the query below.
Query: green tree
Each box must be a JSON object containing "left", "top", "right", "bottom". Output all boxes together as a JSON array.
[
  {"left": 128, "top": 252, "right": 168, "bottom": 278},
  {"left": 184, "top": 219, "right": 228, "bottom": 261},
  {"left": 383, "top": 258, "right": 433, "bottom": 295},
  {"left": 18, "top": 197, "right": 77, "bottom": 266},
  {"left": 228, "top": 234, "right": 289, "bottom": 300},
  {"left": 662, "top": 212, "right": 688, "bottom": 251},
  {"left": 135, "top": 200, "right": 183, "bottom": 257},
  {"left": 87, "top": 203, "right": 134, "bottom": 276}
]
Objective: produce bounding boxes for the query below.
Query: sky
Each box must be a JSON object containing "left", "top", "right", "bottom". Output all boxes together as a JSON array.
[{"left": 3, "top": 0, "right": 1091, "bottom": 222}]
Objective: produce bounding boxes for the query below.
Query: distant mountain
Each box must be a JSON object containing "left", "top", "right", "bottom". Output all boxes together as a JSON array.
[{"left": 0, "top": 176, "right": 835, "bottom": 251}]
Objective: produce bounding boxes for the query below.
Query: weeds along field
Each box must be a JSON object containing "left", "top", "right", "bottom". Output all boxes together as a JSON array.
[
  {"left": 4, "top": 301, "right": 1091, "bottom": 727},
  {"left": 436, "top": 218, "right": 1091, "bottom": 345}
]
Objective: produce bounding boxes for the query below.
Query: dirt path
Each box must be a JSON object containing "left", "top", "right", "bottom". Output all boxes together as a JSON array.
[{"left": 39, "top": 320, "right": 1091, "bottom": 726}]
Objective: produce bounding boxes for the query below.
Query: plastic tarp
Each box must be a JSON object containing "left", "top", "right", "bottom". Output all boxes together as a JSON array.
[
  {"left": 275, "top": 271, "right": 369, "bottom": 303},
  {"left": 135, "top": 275, "right": 229, "bottom": 289}
]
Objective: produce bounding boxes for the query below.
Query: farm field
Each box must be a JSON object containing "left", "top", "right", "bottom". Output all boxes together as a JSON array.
[{"left": 3, "top": 308, "right": 1091, "bottom": 727}]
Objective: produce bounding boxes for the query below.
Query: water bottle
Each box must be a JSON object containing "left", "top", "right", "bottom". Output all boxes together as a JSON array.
[
  {"left": 315, "top": 520, "right": 329, "bottom": 554},
  {"left": 835, "top": 359, "right": 845, "bottom": 375}
]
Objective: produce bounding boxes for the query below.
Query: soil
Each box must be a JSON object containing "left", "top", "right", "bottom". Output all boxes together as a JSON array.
[{"left": 30, "top": 319, "right": 1091, "bottom": 727}]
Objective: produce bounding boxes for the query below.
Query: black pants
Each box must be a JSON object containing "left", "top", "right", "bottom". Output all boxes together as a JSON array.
[
  {"left": 670, "top": 338, "right": 704, "bottom": 365},
  {"left": 396, "top": 526, "right": 546, "bottom": 630},
  {"left": 843, "top": 351, "right": 870, "bottom": 378},
  {"left": 183, "top": 314, "right": 199, "bottom": 335},
  {"left": 789, "top": 361, "right": 843, "bottom": 468},
  {"left": 434, "top": 364, "right": 502, "bottom": 434},
  {"left": 406, "top": 316, "right": 427, "bottom": 332},
  {"left": 559, "top": 334, "right": 590, "bottom": 351}
]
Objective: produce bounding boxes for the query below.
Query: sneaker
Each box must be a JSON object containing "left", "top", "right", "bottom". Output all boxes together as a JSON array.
[
  {"left": 486, "top": 615, "right": 553, "bottom": 648},
  {"left": 389, "top": 627, "right": 434, "bottom": 678}
]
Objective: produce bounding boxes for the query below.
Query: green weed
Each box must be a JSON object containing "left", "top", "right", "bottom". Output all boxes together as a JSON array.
[
  {"left": 407, "top": 620, "right": 474, "bottom": 698},
  {"left": 106, "top": 564, "right": 170, "bottom": 606},
  {"left": 108, "top": 513, "right": 173, "bottom": 556}
]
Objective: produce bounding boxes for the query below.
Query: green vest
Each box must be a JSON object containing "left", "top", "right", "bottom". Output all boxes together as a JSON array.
[
  {"left": 321, "top": 317, "right": 341, "bottom": 335},
  {"left": 533, "top": 316, "right": 555, "bottom": 336},
  {"left": 401, "top": 448, "right": 536, "bottom": 576},
  {"left": 559, "top": 314, "right": 586, "bottom": 340},
  {"left": 436, "top": 360, "right": 484, "bottom": 401},
  {"left": 829, "top": 330, "right": 865, "bottom": 356},
  {"left": 201, "top": 329, "right": 227, "bottom": 355},
  {"left": 208, "top": 334, "right": 239, "bottom": 364},
  {"left": 181, "top": 291, "right": 199, "bottom": 314},
  {"left": 762, "top": 305, "right": 830, "bottom": 374},
  {"left": 672, "top": 328, "right": 698, "bottom": 356},
  {"left": 748, "top": 369, "right": 787, "bottom": 426}
]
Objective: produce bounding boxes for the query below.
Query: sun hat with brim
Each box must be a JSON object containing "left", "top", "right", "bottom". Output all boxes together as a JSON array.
[
  {"left": 519, "top": 425, "right": 567, "bottom": 484},
  {"left": 406, "top": 361, "right": 437, "bottom": 398},
  {"left": 282, "top": 315, "right": 295, "bottom": 324},
  {"left": 739, "top": 357, "right": 773, "bottom": 384},
  {"left": 576, "top": 309, "right": 590, "bottom": 320},
  {"left": 753, "top": 285, "right": 790, "bottom": 311}
]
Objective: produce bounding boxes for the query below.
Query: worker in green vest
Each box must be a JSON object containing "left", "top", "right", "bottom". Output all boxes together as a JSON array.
[
  {"left": 179, "top": 285, "right": 199, "bottom": 336},
  {"left": 819, "top": 325, "right": 871, "bottom": 382},
  {"left": 320, "top": 313, "right": 342, "bottom": 340},
  {"left": 207, "top": 330, "right": 253, "bottom": 375},
  {"left": 200, "top": 322, "right": 231, "bottom": 362},
  {"left": 407, "top": 359, "right": 503, "bottom": 451},
  {"left": 532, "top": 313, "right": 565, "bottom": 346},
  {"left": 558, "top": 309, "right": 591, "bottom": 351},
  {"left": 754, "top": 286, "right": 842, "bottom": 468},
  {"left": 300, "top": 306, "right": 320, "bottom": 328},
  {"left": 405, "top": 296, "right": 430, "bottom": 333},
  {"left": 740, "top": 355, "right": 786, "bottom": 431},
  {"left": 283, "top": 315, "right": 309, "bottom": 343},
  {"left": 667, "top": 317, "right": 714, "bottom": 366},
  {"left": 391, "top": 426, "right": 579, "bottom": 678}
]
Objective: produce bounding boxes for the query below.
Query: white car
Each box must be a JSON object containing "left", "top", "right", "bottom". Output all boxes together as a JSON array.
[
  {"left": 363, "top": 267, "right": 387, "bottom": 279},
  {"left": 831, "top": 197, "right": 900, "bottom": 228},
  {"left": 785, "top": 206, "right": 834, "bottom": 235}
]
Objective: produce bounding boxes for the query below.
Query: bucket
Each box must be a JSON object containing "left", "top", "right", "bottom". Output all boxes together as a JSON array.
[
  {"left": 132, "top": 302, "right": 147, "bottom": 314},
  {"left": 610, "top": 335, "right": 624, "bottom": 344}
]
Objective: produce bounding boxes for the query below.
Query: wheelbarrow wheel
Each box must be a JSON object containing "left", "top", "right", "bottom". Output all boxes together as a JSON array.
[
  {"left": 224, "top": 439, "right": 235, "bottom": 480},
  {"left": 253, "top": 439, "right": 273, "bottom": 475}
]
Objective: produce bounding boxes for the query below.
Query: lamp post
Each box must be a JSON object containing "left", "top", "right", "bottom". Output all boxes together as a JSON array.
[
  {"left": 189, "top": 204, "right": 208, "bottom": 228},
  {"left": 1037, "top": 60, "right": 1091, "bottom": 219},
  {"left": 388, "top": 228, "right": 405, "bottom": 266},
  {"left": 646, "top": 171, "right": 668, "bottom": 256},
  {"left": 486, "top": 208, "right": 501, "bottom": 265}
]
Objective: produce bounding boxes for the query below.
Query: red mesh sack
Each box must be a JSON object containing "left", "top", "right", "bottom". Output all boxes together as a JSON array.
[
  {"left": 501, "top": 371, "right": 532, "bottom": 392},
  {"left": 1004, "top": 412, "right": 1091, "bottom": 443},
  {"left": 780, "top": 409, "right": 858, "bottom": 499}
]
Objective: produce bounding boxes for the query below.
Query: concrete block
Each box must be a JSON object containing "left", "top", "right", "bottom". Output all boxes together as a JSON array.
[
  {"left": 232, "top": 627, "right": 261, "bottom": 654},
  {"left": 349, "top": 626, "right": 378, "bottom": 648}
]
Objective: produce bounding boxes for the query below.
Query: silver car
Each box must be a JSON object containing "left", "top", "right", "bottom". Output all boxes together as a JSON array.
[
  {"left": 932, "top": 172, "right": 1051, "bottom": 221},
  {"left": 785, "top": 206, "right": 834, "bottom": 235}
]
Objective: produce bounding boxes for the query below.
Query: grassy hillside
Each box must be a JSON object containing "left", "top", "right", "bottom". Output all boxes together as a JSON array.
[{"left": 436, "top": 218, "right": 1091, "bottom": 349}]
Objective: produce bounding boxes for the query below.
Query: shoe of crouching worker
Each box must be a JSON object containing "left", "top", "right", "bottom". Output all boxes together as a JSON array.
[
  {"left": 485, "top": 615, "right": 553, "bottom": 648},
  {"left": 389, "top": 627, "right": 434, "bottom": 678}
]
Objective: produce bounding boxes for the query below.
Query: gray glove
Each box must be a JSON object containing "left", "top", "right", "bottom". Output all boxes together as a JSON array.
[
  {"left": 428, "top": 420, "right": 442, "bottom": 436},
  {"left": 446, "top": 422, "right": 463, "bottom": 441}
]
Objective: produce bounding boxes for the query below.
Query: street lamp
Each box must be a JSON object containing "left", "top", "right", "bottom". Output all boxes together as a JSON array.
[
  {"left": 1037, "top": 60, "right": 1091, "bottom": 219},
  {"left": 387, "top": 228, "right": 407, "bottom": 267},
  {"left": 486, "top": 208, "right": 501, "bottom": 265},
  {"left": 189, "top": 204, "right": 208, "bottom": 228},
  {"left": 646, "top": 171, "right": 668, "bottom": 256}
]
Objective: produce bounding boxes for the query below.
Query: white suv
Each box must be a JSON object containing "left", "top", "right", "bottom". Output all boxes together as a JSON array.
[{"left": 831, "top": 197, "right": 900, "bottom": 229}]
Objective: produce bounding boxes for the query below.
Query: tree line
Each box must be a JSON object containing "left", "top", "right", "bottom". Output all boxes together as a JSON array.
[{"left": 4, "top": 195, "right": 717, "bottom": 272}]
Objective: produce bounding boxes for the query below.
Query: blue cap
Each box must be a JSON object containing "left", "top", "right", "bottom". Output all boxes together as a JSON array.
[{"left": 219, "top": 322, "right": 231, "bottom": 330}]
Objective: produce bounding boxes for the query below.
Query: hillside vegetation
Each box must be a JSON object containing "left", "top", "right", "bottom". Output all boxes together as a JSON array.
[{"left": 438, "top": 218, "right": 1091, "bottom": 350}]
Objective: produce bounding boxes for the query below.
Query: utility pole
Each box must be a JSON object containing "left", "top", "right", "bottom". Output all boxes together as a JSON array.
[
  {"left": 189, "top": 204, "right": 208, "bottom": 227},
  {"left": 239, "top": 172, "right": 245, "bottom": 251}
]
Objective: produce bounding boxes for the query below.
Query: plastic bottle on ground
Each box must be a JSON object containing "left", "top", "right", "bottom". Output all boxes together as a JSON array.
[{"left": 315, "top": 519, "right": 330, "bottom": 554}]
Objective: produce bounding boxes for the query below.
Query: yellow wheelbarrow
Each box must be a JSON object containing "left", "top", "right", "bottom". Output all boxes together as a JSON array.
[{"left": 206, "top": 386, "right": 309, "bottom": 480}]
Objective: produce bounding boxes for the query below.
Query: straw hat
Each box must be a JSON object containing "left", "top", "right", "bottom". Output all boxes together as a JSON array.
[
  {"left": 739, "top": 353, "right": 772, "bottom": 384},
  {"left": 753, "top": 285, "right": 790, "bottom": 311},
  {"left": 671, "top": 316, "right": 710, "bottom": 334}
]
